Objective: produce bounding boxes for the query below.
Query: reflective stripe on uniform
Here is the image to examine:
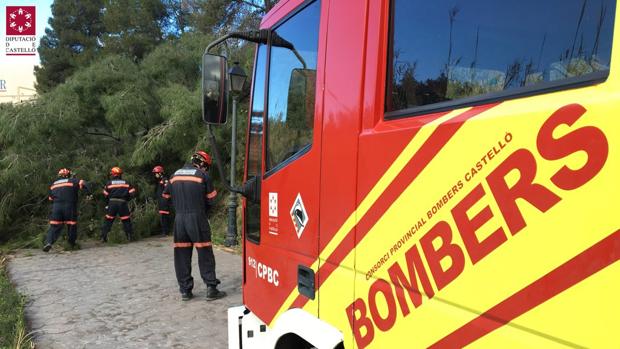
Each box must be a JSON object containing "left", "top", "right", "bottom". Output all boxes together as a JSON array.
[
  {"left": 170, "top": 176, "right": 203, "bottom": 184},
  {"left": 79, "top": 180, "right": 85, "bottom": 189},
  {"left": 207, "top": 190, "right": 217, "bottom": 199},
  {"left": 162, "top": 193, "right": 171, "bottom": 199},
  {"left": 173, "top": 242, "right": 193, "bottom": 248},
  {"left": 194, "top": 242, "right": 212, "bottom": 248},
  {"left": 103, "top": 190, "right": 109, "bottom": 196},
  {"left": 107, "top": 184, "right": 130, "bottom": 189},
  {"left": 159, "top": 210, "right": 170, "bottom": 214},
  {"left": 129, "top": 188, "right": 136, "bottom": 193},
  {"left": 49, "top": 220, "right": 63, "bottom": 225},
  {"left": 65, "top": 221, "right": 77, "bottom": 225},
  {"left": 120, "top": 215, "right": 130, "bottom": 220},
  {"left": 105, "top": 214, "right": 115, "bottom": 220},
  {"left": 50, "top": 182, "right": 74, "bottom": 190}
]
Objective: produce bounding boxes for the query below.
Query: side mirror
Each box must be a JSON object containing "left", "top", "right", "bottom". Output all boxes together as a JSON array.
[{"left": 202, "top": 53, "right": 229, "bottom": 124}]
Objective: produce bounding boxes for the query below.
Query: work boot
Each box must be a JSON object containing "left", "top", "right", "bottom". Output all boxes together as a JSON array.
[
  {"left": 181, "top": 291, "right": 193, "bottom": 301},
  {"left": 42, "top": 243, "right": 52, "bottom": 252},
  {"left": 206, "top": 287, "right": 226, "bottom": 301}
]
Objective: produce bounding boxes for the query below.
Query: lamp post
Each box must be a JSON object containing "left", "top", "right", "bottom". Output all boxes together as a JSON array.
[{"left": 225, "top": 62, "right": 247, "bottom": 247}]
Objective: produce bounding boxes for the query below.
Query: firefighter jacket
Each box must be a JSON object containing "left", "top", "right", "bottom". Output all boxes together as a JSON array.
[
  {"left": 103, "top": 178, "right": 136, "bottom": 203},
  {"left": 162, "top": 165, "right": 217, "bottom": 215},
  {"left": 155, "top": 177, "right": 171, "bottom": 213},
  {"left": 48, "top": 177, "right": 91, "bottom": 205}
]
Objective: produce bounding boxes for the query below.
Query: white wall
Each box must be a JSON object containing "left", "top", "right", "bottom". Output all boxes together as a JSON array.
[{"left": 0, "top": 63, "right": 36, "bottom": 104}]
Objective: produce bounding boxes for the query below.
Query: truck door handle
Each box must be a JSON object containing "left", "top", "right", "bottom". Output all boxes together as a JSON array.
[{"left": 297, "top": 265, "right": 315, "bottom": 300}]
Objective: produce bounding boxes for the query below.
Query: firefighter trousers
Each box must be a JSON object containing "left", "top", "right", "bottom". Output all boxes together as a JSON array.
[
  {"left": 101, "top": 200, "right": 133, "bottom": 241},
  {"left": 173, "top": 212, "right": 219, "bottom": 293},
  {"left": 159, "top": 210, "right": 172, "bottom": 235},
  {"left": 46, "top": 203, "right": 78, "bottom": 245}
]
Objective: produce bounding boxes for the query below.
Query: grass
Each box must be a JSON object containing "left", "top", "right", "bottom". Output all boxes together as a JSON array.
[{"left": 0, "top": 255, "right": 34, "bottom": 349}]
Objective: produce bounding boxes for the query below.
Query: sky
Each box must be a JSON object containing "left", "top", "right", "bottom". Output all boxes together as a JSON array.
[{"left": 0, "top": 0, "right": 53, "bottom": 94}]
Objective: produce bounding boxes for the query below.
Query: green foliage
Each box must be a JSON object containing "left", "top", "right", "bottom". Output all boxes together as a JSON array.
[
  {"left": 0, "top": 256, "right": 31, "bottom": 348},
  {"left": 190, "top": 0, "right": 242, "bottom": 34},
  {"left": 131, "top": 201, "right": 161, "bottom": 238},
  {"left": 131, "top": 84, "right": 202, "bottom": 165},
  {"left": 103, "top": 0, "right": 168, "bottom": 60},
  {"left": 188, "top": 0, "right": 277, "bottom": 35},
  {"left": 141, "top": 33, "right": 212, "bottom": 88}
]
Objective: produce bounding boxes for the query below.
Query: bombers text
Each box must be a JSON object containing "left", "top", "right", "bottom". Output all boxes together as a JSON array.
[{"left": 345, "top": 104, "right": 609, "bottom": 348}]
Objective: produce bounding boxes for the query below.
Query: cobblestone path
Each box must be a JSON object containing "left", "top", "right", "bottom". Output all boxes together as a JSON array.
[{"left": 7, "top": 236, "right": 241, "bottom": 349}]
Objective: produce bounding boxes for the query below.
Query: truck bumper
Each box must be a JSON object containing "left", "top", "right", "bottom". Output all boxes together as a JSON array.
[{"left": 228, "top": 305, "right": 271, "bottom": 349}]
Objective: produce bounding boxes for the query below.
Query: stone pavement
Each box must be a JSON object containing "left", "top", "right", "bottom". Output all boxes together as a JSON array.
[{"left": 7, "top": 236, "right": 242, "bottom": 349}]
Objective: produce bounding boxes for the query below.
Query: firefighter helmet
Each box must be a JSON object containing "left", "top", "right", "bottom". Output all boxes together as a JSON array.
[
  {"left": 110, "top": 167, "right": 123, "bottom": 176},
  {"left": 192, "top": 150, "right": 212, "bottom": 168},
  {"left": 152, "top": 165, "right": 164, "bottom": 174},
  {"left": 58, "top": 168, "right": 71, "bottom": 178}
]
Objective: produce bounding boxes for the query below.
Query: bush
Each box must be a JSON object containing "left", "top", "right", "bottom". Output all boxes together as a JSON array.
[{"left": 131, "top": 201, "right": 161, "bottom": 238}]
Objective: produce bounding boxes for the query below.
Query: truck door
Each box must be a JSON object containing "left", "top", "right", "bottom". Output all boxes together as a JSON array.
[{"left": 243, "top": 0, "right": 324, "bottom": 325}]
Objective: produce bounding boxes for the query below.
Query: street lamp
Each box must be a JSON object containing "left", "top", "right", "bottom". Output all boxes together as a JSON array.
[
  {"left": 225, "top": 62, "right": 247, "bottom": 247},
  {"left": 229, "top": 62, "right": 247, "bottom": 92}
]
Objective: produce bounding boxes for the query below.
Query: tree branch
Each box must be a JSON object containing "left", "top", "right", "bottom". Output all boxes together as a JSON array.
[
  {"left": 236, "top": 0, "right": 266, "bottom": 12},
  {"left": 84, "top": 131, "right": 121, "bottom": 142}
]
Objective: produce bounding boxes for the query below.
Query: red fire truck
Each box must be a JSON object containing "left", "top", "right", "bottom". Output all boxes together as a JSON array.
[{"left": 203, "top": 0, "right": 620, "bottom": 347}]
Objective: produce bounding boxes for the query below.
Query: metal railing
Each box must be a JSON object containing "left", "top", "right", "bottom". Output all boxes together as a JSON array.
[{"left": 0, "top": 86, "right": 37, "bottom": 104}]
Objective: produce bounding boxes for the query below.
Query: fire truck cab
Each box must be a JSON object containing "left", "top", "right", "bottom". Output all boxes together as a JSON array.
[{"left": 203, "top": 0, "right": 620, "bottom": 348}]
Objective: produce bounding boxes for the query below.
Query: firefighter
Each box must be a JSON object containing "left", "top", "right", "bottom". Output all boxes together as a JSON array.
[
  {"left": 101, "top": 166, "right": 136, "bottom": 242},
  {"left": 43, "top": 168, "right": 92, "bottom": 252},
  {"left": 152, "top": 165, "right": 172, "bottom": 236},
  {"left": 162, "top": 151, "right": 226, "bottom": 301}
]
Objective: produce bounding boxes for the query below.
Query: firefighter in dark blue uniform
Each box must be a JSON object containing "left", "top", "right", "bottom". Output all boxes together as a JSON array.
[
  {"left": 101, "top": 166, "right": 136, "bottom": 242},
  {"left": 163, "top": 151, "right": 226, "bottom": 301},
  {"left": 152, "top": 165, "right": 172, "bottom": 236},
  {"left": 43, "top": 168, "right": 91, "bottom": 252}
]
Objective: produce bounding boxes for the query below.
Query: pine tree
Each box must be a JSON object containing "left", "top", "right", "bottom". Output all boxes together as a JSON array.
[
  {"left": 35, "top": 0, "right": 105, "bottom": 92},
  {"left": 102, "top": 0, "right": 169, "bottom": 61}
]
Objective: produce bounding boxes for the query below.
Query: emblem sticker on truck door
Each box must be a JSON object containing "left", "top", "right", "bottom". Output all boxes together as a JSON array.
[
  {"left": 290, "top": 193, "right": 308, "bottom": 238},
  {"left": 269, "top": 192, "right": 278, "bottom": 217},
  {"left": 268, "top": 192, "right": 279, "bottom": 235}
]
